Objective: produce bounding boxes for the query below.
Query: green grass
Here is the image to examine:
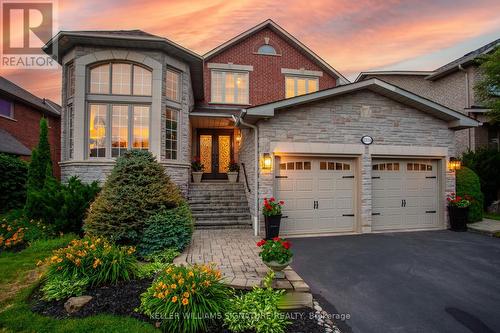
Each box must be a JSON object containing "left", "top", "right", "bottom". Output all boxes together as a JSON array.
[
  {"left": 484, "top": 212, "right": 500, "bottom": 221},
  {"left": 0, "top": 235, "right": 159, "bottom": 333}
]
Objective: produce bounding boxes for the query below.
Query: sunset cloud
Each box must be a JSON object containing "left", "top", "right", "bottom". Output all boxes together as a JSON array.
[{"left": 1, "top": 0, "right": 499, "bottom": 103}]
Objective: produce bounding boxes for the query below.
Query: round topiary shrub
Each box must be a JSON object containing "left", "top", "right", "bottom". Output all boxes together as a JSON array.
[
  {"left": 84, "top": 150, "right": 183, "bottom": 244},
  {"left": 138, "top": 203, "right": 194, "bottom": 257},
  {"left": 456, "top": 166, "right": 484, "bottom": 222}
]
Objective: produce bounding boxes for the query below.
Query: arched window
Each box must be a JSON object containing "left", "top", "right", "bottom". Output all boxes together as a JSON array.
[
  {"left": 89, "top": 62, "right": 152, "bottom": 96},
  {"left": 257, "top": 44, "right": 277, "bottom": 55}
]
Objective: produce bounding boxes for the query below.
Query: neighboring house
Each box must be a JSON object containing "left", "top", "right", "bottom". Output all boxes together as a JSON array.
[
  {"left": 44, "top": 19, "right": 479, "bottom": 237},
  {"left": 356, "top": 38, "right": 500, "bottom": 154},
  {"left": 0, "top": 76, "right": 61, "bottom": 178}
]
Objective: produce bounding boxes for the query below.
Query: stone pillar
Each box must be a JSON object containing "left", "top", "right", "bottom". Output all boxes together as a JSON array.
[{"left": 360, "top": 145, "right": 372, "bottom": 233}]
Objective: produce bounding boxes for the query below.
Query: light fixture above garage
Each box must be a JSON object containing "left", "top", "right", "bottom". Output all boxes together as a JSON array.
[
  {"left": 262, "top": 153, "right": 272, "bottom": 170},
  {"left": 361, "top": 135, "right": 373, "bottom": 145},
  {"left": 448, "top": 157, "right": 461, "bottom": 171}
]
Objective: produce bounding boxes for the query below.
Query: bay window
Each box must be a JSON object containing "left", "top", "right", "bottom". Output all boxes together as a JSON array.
[
  {"left": 166, "top": 69, "right": 181, "bottom": 101},
  {"left": 285, "top": 76, "right": 319, "bottom": 98},
  {"left": 88, "top": 103, "right": 150, "bottom": 158},
  {"left": 211, "top": 70, "right": 249, "bottom": 104},
  {"left": 89, "top": 62, "right": 152, "bottom": 96}
]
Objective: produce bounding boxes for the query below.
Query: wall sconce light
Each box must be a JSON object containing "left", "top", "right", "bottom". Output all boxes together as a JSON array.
[
  {"left": 448, "top": 157, "right": 461, "bottom": 171},
  {"left": 262, "top": 153, "right": 272, "bottom": 170}
]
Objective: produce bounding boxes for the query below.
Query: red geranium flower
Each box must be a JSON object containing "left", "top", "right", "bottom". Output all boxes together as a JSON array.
[
  {"left": 279, "top": 200, "right": 284, "bottom": 205},
  {"left": 282, "top": 241, "right": 291, "bottom": 249},
  {"left": 257, "top": 240, "right": 266, "bottom": 247},
  {"left": 272, "top": 237, "right": 280, "bottom": 241},
  {"left": 270, "top": 197, "right": 275, "bottom": 202}
]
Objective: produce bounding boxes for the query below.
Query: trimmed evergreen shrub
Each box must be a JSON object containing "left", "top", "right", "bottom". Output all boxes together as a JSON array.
[
  {"left": 0, "top": 154, "right": 28, "bottom": 212},
  {"left": 138, "top": 203, "right": 194, "bottom": 257},
  {"left": 25, "top": 118, "right": 52, "bottom": 218},
  {"left": 456, "top": 166, "right": 484, "bottom": 222},
  {"left": 462, "top": 148, "right": 500, "bottom": 207},
  {"left": 84, "top": 150, "right": 183, "bottom": 244}
]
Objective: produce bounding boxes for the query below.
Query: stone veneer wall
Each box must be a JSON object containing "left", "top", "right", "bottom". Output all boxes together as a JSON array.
[
  {"left": 255, "top": 90, "right": 457, "bottom": 233},
  {"left": 59, "top": 46, "right": 192, "bottom": 195},
  {"left": 238, "top": 128, "right": 257, "bottom": 218}
]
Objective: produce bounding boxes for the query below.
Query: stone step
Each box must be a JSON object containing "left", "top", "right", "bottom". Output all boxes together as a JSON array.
[
  {"left": 192, "top": 211, "right": 251, "bottom": 219},
  {"left": 188, "top": 199, "right": 249, "bottom": 206},
  {"left": 195, "top": 223, "right": 252, "bottom": 229},
  {"left": 191, "top": 206, "right": 250, "bottom": 213},
  {"left": 189, "top": 189, "right": 246, "bottom": 195},
  {"left": 188, "top": 194, "right": 248, "bottom": 201}
]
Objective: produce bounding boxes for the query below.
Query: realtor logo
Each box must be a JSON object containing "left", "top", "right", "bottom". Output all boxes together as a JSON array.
[{"left": 0, "top": 0, "right": 58, "bottom": 69}]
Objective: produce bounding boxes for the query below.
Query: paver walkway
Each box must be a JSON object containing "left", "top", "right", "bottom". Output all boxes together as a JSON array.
[
  {"left": 468, "top": 218, "right": 500, "bottom": 236},
  {"left": 174, "top": 229, "right": 268, "bottom": 288}
]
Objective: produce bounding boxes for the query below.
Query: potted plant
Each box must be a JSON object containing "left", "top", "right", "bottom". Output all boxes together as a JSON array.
[
  {"left": 191, "top": 157, "right": 204, "bottom": 183},
  {"left": 257, "top": 237, "right": 293, "bottom": 279},
  {"left": 447, "top": 192, "right": 471, "bottom": 231},
  {"left": 227, "top": 160, "right": 239, "bottom": 182},
  {"left": 262, "top": 197, "right": 284, "bottom": 240}
]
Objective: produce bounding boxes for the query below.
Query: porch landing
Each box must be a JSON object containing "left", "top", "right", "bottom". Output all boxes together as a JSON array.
[{"left": 173, "top": 229, "right": 312, "bottom": 308}]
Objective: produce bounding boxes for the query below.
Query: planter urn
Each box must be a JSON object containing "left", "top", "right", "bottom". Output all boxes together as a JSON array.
[
  {"left": 264, "top": 214, "right": 282, "bottom": 240},
  {"left": 448, "top": 206, "right": 469, "bottom": 231},
  {"left": 227, "top": 171, "right": 238, "bottom": 183},
  {"left": 263, "top": 258, "right": 292, "bottom": 279},
  {"left": 192, "top": 171, "right": 203, "bottom": 183}
]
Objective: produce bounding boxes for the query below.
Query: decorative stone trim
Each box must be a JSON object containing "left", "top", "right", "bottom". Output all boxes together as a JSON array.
[
  {"left": 207, "top": 62, "right": 254, "bottom": 71},
  {"left": 281, "top": 67, "right": 323, "bottom": 77}
]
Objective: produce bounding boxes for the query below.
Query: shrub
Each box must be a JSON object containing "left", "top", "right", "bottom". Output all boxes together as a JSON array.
[
  {"left": 0, "top": 154, "right": 28, "bottom": 213},
  {"left": 461, "top": 148, "right": 500, "bottom": 207},
  {"left": 140, "top": 264, "right": 231, "bottom": 333},
  {"left": 138, "top": 203, "right": 193, "bottom": 257},
  {"left": 224, "top": 271, "right": 289, "bottom": 333},
  {"left": 24, "top": 176, "right": 100, "bottom": 234},
  {"left": 0, "top": 210, "right": 55, "bottom": 251},
  {"left": 138, "top": 248, "right": 181, "bottom": 279},
  {"left": 85, "top": 150, "right": 183, "bottom": 244},
  {"left": 41, "top": 273, "right": 90, "bottom": 301},
  {"left": 43, "top": 236, "right": 139, "bottom": 287},
  {"left": 456, "top": 167, "right": 484, "bottom": 222},
  {"left": 25, "top": 118, "right": 53, "bottom": 218}
]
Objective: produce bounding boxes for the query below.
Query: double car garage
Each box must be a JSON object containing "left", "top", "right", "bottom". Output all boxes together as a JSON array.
[{"left": 275, "top": 156, "right": 441, "bottom": 235}]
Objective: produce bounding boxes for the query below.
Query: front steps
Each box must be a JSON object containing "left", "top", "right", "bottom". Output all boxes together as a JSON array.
[{"left": 188, "top": 182, "right": 252, "bottom": 229}]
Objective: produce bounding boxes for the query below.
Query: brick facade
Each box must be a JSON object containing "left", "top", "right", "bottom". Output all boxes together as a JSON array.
[
  {"left": 202, "top": 27, "right": 337, "bottom": 107},
  {"left": 0, "top": 101, "right": 60, "bottom": 178}
]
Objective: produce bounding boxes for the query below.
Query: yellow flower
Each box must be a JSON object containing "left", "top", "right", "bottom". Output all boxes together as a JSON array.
[
  {"left": 127, "top": 246, "right": 136, "bottom": 255},
  {"left": 182, "top": 298, "right": 189, "bottom": 306},
  {"left": 170, "top": 284, "right": 177, "bottom": 289},
  {"left": 171, "top": 296, "right": 178, "bottom": 303},
  {"left": 188, "top": 271, "right": 194, "bottom": 278},
  {"left": 178, "top": 278, "right": 184, "bottom": 286},
  {"left": 165, "top": 267, "right": 173, "bottom": 274},
  {"left": 157, "top": 292, "right": 165, "bottom": 299},
  {"left": 36, "top": 260, "right": 43, "bottom": 266},
  {"left": 183, "top": 292, "right": 190, "bottom": 298},
  {"left": 93, "top": 258, "right": 101, "bottom": 269},
  {"left": 75, "top": 258, "right": 81, "bottom": 266}
]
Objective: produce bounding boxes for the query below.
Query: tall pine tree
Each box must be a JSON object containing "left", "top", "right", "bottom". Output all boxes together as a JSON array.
[{"left": 25, "top": 118, "right": 53, "bottom": 217}]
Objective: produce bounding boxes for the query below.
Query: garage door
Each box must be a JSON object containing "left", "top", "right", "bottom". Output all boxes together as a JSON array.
[
  {"left": 275, "top": 156, "right": 356, "bottom": 235},
  {"left": 372, "top": 159, "right": 440, "bottom": 231}
]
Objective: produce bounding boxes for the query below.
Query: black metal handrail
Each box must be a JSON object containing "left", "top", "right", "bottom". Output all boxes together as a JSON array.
[{"left": 241, "top": 162, "right": 251, "bottom": 193}]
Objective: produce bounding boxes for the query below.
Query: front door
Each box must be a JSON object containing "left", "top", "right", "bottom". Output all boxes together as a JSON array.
[{"left": 198, "top": 130, "right": 233, "bottom": 180}]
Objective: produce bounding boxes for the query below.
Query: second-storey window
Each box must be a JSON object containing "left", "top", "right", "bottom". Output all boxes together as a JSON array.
[
  {"left": 285, "top": 76, "right": 318, "bottom": 98},
  {"left": 89, "top": 63, "right": 152, "bottom": 96},
  {"left": 67, "top": 63, "right": 75, "bottom": 98},
  {"left": 88, "top": 103, "right": 150, "bottom": 158},
  {"left": 0, "top": 98, "right": 13, "bottom": 118},
  {"left": 211, "top": 70, "right": 249, "bottom": 104},
  {"left": 166, "top": 69, "right": 181, "bottom": 101}
]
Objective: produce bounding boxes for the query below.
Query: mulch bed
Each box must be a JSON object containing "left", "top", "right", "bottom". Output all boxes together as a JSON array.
[{"left": 30, "top": 279, "right": 326, "bottom": 332}]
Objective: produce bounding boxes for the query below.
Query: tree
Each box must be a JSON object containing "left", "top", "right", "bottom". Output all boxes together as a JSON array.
[
  {"left": 456, "top": 166, "right": 483, "bottom": 222},
  {"left": 475, "top": 47, "right": 500, "bottom": 123},
  {"left": 84, "top": 150, "right": 184, "bottom": 244},
  {"left": 25, "top": 118, "right": 53, "bottom": 217}
]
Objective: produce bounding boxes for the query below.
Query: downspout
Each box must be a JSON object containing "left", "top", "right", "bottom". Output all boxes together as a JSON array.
[
  {"left": 232, "top": 110, "right": 259, "bottom": 236},
  {"left": 458, "top": 64, "right": 471, "bottom": 150}
]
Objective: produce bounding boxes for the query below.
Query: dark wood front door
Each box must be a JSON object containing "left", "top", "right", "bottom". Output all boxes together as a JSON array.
[{"left": 197, "top": 129, "right": 233, "bottom": 180}]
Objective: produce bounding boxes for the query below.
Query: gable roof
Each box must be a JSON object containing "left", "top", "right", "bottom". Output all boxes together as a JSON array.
[
  {"left": 0, "top": 76, "right": 61, "bottom": 117},
  {"left": 243, "top": 78, "right": 479, "bottom": 129},
  {"left": 43, "top": 30, "right": 205, "bottom": 100},
  {"left": 0, "top": 129, "right": 31, "bottom": 156},
  {"left": 355, "top": 70, "right": 433, "bottom": 82},
  {"left": 427, "top": 37, "right": 500, "bottom": 81},
  {"left": 203, "top": 19, "right": 349, "bottom": 85}
]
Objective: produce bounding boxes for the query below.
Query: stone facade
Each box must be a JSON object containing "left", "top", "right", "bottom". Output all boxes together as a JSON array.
[
  {"left": 59, "top": 46, "right": 192, "bottom": 194},
  {"left": 246, "top": 90, "right": 457, "bottom": 233},
  {"left": 238, "top": 127, "right": 257, "bottom": 218}
]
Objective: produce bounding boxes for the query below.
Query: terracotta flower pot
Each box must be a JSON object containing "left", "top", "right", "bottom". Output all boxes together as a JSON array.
[
  {"left": 264, "top": 214, "right": 282, "bottom": 240},
  {"left": 227, "top": 171, "right": 238, "bottom": 183},
  {"left": 192, "top": 171, "right": 203, "bottom": 183},
  {"left": 263, "top": 258, "right": 293, "bottom": 279}
]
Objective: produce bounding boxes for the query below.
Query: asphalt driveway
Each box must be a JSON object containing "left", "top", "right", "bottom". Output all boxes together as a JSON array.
[{"left": 290, "top": 231, "right": 500, "bottom": 333}]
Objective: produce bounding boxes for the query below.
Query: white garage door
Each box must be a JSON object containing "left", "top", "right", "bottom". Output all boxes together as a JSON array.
[
  {"left": 275, "top": 156, "right": 356, "bottom": 235},
  {"left": 372, "top": 159, "right": 440, "bottom": 231}
]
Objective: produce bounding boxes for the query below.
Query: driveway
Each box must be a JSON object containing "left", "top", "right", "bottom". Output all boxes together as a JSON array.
[{"left": 290, "top": 231, "right": 500, "bottom": 333}]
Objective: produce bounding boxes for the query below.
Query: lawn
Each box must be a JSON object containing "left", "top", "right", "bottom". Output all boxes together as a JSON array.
[
  {"left": 0, "top": 236, "right": 158, "bottom": 333},
  {"left": 484, "top": 212, "right": 500, "bottom": 221}
]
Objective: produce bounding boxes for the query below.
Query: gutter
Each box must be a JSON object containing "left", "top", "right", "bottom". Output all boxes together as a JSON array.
[
  {"left": 232, "top": 110, "right": 259, "bottom": 236},
  {"left": 458, "top": 64, "right": 471, "bottom": 150},
  {"left": 43, "top": 98, "right": 61, "bottom": 116}
]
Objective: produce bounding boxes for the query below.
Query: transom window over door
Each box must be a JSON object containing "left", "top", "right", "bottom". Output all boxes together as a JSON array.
[
  {"left": 285, "top": 76, "right": 318, "bottom": 98},
  {"left": 211, "top": 70, "right": 249, "bottom": 104},
  {"left": 89, "top": 62, "right": 152, "bottom": 96}
]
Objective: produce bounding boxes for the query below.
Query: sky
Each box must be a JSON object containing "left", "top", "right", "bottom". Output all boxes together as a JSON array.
[{"left": 1, "top": 0, "right": 500, "bottom": 104}]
